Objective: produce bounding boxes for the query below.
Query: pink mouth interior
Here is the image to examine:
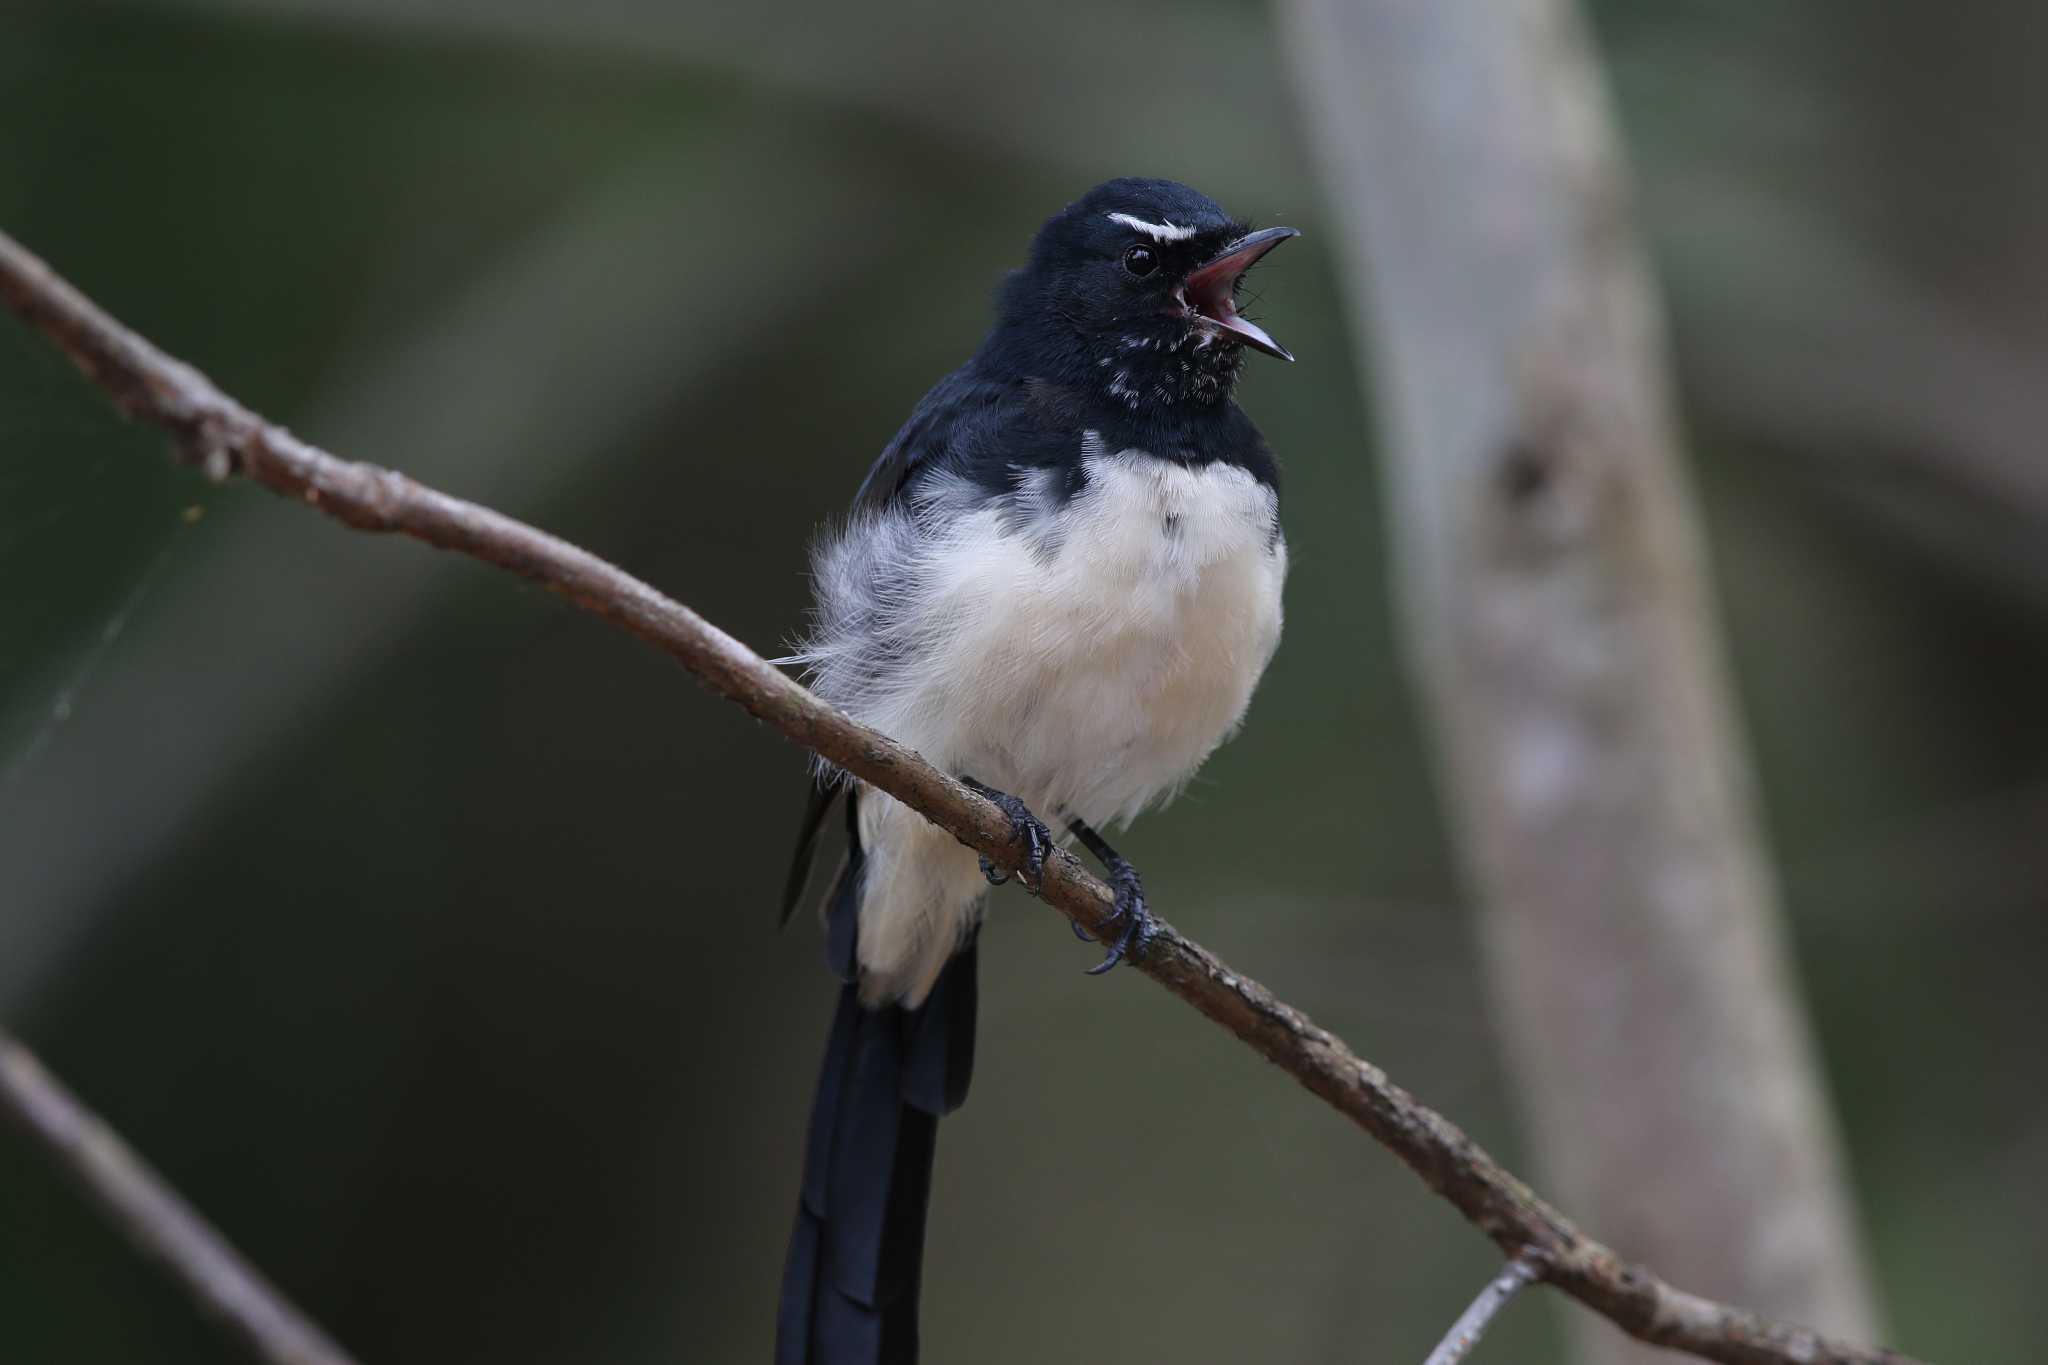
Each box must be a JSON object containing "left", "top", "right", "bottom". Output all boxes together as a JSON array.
[
  {"left": 1186, "top": 252, "right": 1249, "bottom": 315},
  {"left": 1178, "top": 237, "right": 1290, "bottom": 357}
]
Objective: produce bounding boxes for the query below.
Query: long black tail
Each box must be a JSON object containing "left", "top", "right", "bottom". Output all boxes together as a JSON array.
[{"left": 777, "top": 794, "right": 977, "bottom": 1365}]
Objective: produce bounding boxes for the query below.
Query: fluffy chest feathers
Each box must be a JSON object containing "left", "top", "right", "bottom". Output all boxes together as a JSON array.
[{"left": 802, "top": 440, "right": 1287, "bottom": 827}]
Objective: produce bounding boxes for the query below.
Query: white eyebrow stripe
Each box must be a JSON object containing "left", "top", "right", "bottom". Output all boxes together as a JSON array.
[{"left": 1106, "top": 212, "right": 1198, "bottom": 242}]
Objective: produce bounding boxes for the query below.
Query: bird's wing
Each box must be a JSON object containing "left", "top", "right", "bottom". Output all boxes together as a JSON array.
[
  {"left": 782, "top": 369, "right": 1073, "bottom": 927},
  {"left": 781, "top": 370, "right": 999, "bottom": 925},
  {"left": 849, "top": 366, "right": 1017, "bottom": 509},
  {"left": 779, "top": 779, "right": 845, "bottom": 928}
]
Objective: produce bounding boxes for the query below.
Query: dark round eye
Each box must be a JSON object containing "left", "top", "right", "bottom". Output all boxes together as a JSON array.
[{"left": 1121, "top": 244, "right": 1159, "bottom": 277}]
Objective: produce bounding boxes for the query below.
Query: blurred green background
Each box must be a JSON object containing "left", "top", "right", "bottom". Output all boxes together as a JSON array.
[{"left": 1, "top": 2, "right": 2042, "bottom": 1361}]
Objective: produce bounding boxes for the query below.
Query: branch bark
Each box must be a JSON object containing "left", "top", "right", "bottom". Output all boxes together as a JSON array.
[
  {"left": 1278, "top": 2, "right": 1883, "bottom": 1361},
  {"left": 1, "top": 227, "right": 1924, "bottom": 1365},
  {"left": 0, "top": 1030, "right": 359, "bottom": 1365}
]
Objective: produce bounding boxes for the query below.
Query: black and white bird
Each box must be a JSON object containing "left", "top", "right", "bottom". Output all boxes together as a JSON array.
[{"left": 775, "top": 178, "right": 1297, "bottom": 1364}]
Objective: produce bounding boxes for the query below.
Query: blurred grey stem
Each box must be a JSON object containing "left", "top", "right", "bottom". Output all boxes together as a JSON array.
[
  {"left": 0, "top": 1031, "right": 360, "bottom": 1365},
  {"left": 0, "top": 227, "right": 1923, "bottom": 1365},
  {"left": 1423, "top": 1254, "right": 1542, "bottom": 1365},
  {"left": 1278, "top": 2, "right": 1883, "bottom": 1362}
]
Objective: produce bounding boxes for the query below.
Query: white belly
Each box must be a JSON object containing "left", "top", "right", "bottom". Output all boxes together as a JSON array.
[
  {"left": 913, "top": 445, "right": 1285, "bottom": 823},
  {"left": 803, "top": 441, "right": 1286, "bottom": 1003}
]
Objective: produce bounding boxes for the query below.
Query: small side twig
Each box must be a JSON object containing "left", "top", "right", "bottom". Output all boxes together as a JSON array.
[
  {"left": 0, "top": 1030, "right": 359, "bottom": 1365},
  {"left": 0, "top": 227, "right": 1928, "bottom": 1365},
  {"left": 1422, "top": 1253, "right": 1543, "bottom": 1365}
]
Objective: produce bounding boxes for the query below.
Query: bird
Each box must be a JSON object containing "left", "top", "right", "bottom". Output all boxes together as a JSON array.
[{"left": 775, "top": 177, "right": 1298, "bottom": 1364}]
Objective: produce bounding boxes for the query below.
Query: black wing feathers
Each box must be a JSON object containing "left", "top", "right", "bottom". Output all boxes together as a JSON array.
[{"left": 781, "top": 781, "right": 845, "bottom": 928}]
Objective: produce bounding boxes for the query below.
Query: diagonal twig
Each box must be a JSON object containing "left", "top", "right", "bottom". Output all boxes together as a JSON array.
[
  {"left": 1422, "top": 1252, "right": 1542, "bottom": 1365},
  {"left": 0, "top": 228, "right": 1926, "bottom": 1365},
  {"left": 0, "top": 1030, "right": 359, "bottom": 1365}
]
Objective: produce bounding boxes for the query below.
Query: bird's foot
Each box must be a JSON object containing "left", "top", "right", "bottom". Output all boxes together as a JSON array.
[
  {"left": 1083, "top": 855, "right": 1156, "bottom": 975},
  {"left": 961, "top": 778, "right": 1052, "bottom": 893},
  {"left": 1063, "top": 818, "right": 1157, "bottom": 975}
]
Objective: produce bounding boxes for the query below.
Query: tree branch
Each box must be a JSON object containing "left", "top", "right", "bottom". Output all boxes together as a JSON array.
[
  {"left": 0, "top": 228, "right": 1925, "bottom": 1365},
  {"left": 0, "top": 1030, "right": 359, "bottom": 1365},
  {"left": 1422, "top": 1253, "right": 1541, "bottom": 1365}
]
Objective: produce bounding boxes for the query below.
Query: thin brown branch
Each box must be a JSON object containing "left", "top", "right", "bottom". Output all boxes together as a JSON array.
[
  {"left": 0, "top": 1030, "right": 359, "bottom": 1365},
  {"left": 1422, "top": 1252, "right": 1541, "bottom": 1365},
  {"left": 0, "top": 228, "right": 1926, "bottom": 1365}
]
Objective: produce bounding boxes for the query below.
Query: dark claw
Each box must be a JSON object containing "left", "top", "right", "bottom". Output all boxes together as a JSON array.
[
  {"left": 1083, "top": 859, "right": 1155, "bottom": 976},
  {"left": 961, "top": 778, "right": 1051, "bottom": 893}
]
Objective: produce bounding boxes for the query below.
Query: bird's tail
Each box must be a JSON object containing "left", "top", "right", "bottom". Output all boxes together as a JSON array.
[{"left": 777, "top": 793, "right": 977, "bottom": 1365}]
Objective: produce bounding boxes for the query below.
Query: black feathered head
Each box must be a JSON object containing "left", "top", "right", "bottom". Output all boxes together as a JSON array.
[{"left": 986, "top": 178, "right": 1297, "bottom": 409}]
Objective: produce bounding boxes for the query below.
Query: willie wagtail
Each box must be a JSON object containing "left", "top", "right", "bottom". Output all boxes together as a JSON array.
[{"left": 776, "top": 177, "right": 1297, "bottom": 1364}]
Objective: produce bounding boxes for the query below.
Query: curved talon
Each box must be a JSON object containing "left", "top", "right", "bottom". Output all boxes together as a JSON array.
[
  {"left": 1006, "top": 814, "right": 1050, "bottom": 893},
  {"left": 1071, "top": 920, "right": 1095, "bottom": 942},
  {"left": 1082, "top": 864, "right": 1153, "bottom": 976},
  {"left": 962, "top": 777, "right": 1052, "bottom": 893},
  {"left": 1020, "top": 833, "right": 1049, "bottom": 892}
]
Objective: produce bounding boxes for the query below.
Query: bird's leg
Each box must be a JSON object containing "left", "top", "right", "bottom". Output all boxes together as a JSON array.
[
  {"left": 1065, "top": 817, "right": 1156, "bottom": 975},
  {"left": 960, "top": 777, "right": 1052, "bottom": 892}
]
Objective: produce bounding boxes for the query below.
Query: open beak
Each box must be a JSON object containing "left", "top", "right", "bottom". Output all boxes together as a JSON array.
[{"left": 1180, "top": 225, "right": 1300, "bottom": 361}]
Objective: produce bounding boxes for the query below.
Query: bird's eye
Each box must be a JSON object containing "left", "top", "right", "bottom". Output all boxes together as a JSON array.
[{"left": 1121, "top": 244, "right": 1159, "bottom": 277}]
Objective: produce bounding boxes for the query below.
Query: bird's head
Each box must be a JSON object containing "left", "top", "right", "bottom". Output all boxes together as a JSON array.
[{"left": 990, "top": 178, "right": 1298, "bottom": 410}]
